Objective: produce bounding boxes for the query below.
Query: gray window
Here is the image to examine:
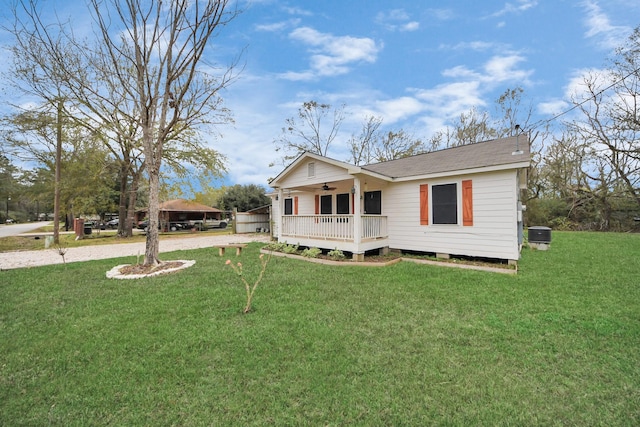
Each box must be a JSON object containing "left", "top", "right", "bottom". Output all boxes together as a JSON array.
[{"left": 432, "top": 184, "right": 457, "bottom": 224}]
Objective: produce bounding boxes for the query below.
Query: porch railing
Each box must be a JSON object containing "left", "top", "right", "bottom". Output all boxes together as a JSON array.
[{"left": 281, "top": 215, "right": 387, "bottom": 241}]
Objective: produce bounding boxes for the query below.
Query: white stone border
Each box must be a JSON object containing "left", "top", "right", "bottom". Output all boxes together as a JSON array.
[{"left": 106, "top": 260, "right": 196, "bottom": 280}]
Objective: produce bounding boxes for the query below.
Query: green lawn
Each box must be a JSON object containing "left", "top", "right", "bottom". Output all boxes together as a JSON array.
[{"left": 1, "top": 232, "right": 639, "bottom": 425}]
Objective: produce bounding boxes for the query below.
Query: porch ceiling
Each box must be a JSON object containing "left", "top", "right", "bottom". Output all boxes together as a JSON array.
[
  {"left": 283, "top": 179, "right": 354, "bottom": 192},
  {"left": 281, "top": 176, "right": 388, "bottom": 193}
]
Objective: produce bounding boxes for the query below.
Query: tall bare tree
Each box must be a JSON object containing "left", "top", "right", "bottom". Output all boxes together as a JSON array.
[
  {"left": 568, "top": 26, "right": 640, "bottom": 211},
  {"left": 7, "top": 0, "right": 240, "bottom": 265},
  {"left": 373, "top": 130, "right": 425, "bottom": 163},
  {"left": 347, "top": 115, "right": 382, "bottom": 165},
  {"left": 90, "top": 0, "right": 239, "bottom": 265},
  {"left": 273, "top": 101, "right": 346, "bottom": 164}
]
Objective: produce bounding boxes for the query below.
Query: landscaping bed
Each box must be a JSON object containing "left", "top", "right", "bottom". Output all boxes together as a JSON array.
[{"left": 262, "top": 242, "right": 516, "bottom": 273}]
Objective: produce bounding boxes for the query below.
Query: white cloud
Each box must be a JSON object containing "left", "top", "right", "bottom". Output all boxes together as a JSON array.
[
  {"left": 414, "top": 81, "right": 485, "bottom": 118},
  {"left": 482, "top": 55, "right": 533, "bottom": 84},
  {"left": 375, "top": 9, "right": 420, "bottom": 32},
  {"left": 439, "top": 55, "right": 532, "bottom": 86},
  {"left": 428, "top": 9, "right": 454, "bottom": 21},
  {"left": 440, "top": 41, "right": 497, "bottom": 52},
  {"left": 537, "top": 99, "right": 569, "bottom": 116},
  {"left": 581, "top": 0, "right": 631, "bottom": 49},
  {"left": 254, "top": 19, "right": 300, "bottom": 32},
  {"left": 282, "top": 6, "right": 313, "bottom": 16},
  {"left": 401, "top": 22, "right": 420, "bottom": 32},
  {"left": 282, "top": 27, "right": 381, "bottom": 79},
  {"left": 373, "top": 97, "right": 425, "bottom": 124},
  {"left": 491, "top": 0, "right": 538, "bottom": 17}
]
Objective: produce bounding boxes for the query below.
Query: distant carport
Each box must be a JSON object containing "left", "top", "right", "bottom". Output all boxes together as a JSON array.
[{"left": 136, "top": 199, "right": 224, "bottom": 230}]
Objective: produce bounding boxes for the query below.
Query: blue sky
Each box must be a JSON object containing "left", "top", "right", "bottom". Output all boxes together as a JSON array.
[
  {"left": 213, "top": 0, "right": 637, "bottom": 187},
  {"left": 2, "top": 0, "right": 638, "bottom": 189}
]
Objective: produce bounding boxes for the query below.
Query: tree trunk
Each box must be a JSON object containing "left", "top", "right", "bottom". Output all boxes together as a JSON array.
[
  {"left": 117, "top": 163, "right": 129, "bottom": 237},
  {"left": 53, "top": 99, "right": 63, "bottom": 244},
  {"left": 125, "top": 170, "right": 140, "bottom": 238},
  {"left": 144, "top": 155, "right": 161, "bottom": 266}
]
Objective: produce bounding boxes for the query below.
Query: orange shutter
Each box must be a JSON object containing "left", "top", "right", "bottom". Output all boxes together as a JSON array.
[
  {"left": 294, "top": 196, "right": 299, "bottom": 215},
  {"left": 462, "top": 180, "right": 473, "bottom": 226},
  {"left": 420, "top": 184, "right": 429, "bottom": 225},
  {"left": 351, "top": 193, "right": 355, "bottom": 214},
  {"left": 314, "top": 195, "right": 319, "bottom": 214}
]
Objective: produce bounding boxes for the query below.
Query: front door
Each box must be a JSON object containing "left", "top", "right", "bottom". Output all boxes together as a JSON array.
[{"left": 364, "top": 191, "right": 381, "bottom": 214}]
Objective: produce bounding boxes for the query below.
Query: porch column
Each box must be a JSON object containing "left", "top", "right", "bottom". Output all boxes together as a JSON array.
[
  {"left": 277, "top": 188, "right": 284, "bottom": 239},
  {"left": 353, "top": 177, "right": 362, "bottom": 258}
]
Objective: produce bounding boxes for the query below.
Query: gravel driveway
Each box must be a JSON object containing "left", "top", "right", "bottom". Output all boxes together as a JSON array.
[{"left": 0, "top": 233, "right": 272, "bottom": 270}]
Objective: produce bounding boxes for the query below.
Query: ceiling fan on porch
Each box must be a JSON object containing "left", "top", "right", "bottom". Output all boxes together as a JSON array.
[{"left": 321, "top": 182, "right": 336, "bottom": 191}]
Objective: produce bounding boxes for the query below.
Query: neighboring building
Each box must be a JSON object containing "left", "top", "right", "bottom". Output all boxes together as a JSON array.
[
  {"left": 136, "top": 199, "right": 226, "bottom": 231},
  {"left": 268, "top": 135, "right": 530, "bottom": 263}
]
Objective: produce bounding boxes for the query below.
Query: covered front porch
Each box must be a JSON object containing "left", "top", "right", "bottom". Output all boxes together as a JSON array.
[
  {"left": 280, "top": 214, "right": 389, "bottom": 258},
  {"left": 269, "top": 153, "right": 393, "bottom": 260}
]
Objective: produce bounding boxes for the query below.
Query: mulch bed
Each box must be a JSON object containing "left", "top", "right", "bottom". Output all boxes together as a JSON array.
[{"left": 118, "top": 261, "right": 186, "bottom": 276}]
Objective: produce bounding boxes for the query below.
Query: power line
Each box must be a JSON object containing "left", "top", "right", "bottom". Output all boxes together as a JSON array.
[{"left": 528, "top": 66, "right": 640, "bottom": 131}]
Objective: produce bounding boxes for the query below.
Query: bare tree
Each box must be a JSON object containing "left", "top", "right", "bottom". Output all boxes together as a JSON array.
[
  {"left": 373, "top": 129, "right": 425, "bottom": 163},
  {"left": 6, "top": 0, "right": 241, "bottom": 265},
  {"left": 91, "top": 0, "right": 240, "bottom": 265},
  {"left": 273, "top": 101, "right": 346, "bottom": 164},
  {"left": 346, "top": 116, "right": 425, "bottom": 165},
  {"left": 427, "top": 107, "right": 497, "bottom": 150},
  {"left": 347, "top": 115, "right": 382, "bottom": 165},
  {"left": 569, "top": 66, "right": 640, "bottom": 210}
]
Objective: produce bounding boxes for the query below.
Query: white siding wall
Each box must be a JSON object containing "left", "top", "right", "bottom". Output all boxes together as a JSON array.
[
  {"left": 283, "top": 160, "right": 353, "bottom": 188},
  {"left": 384, "top": 170, "right": 520, "bottom": 260}
]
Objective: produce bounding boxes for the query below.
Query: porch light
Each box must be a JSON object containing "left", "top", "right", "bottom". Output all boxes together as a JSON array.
[{"left": 350, "top": 187, "right": 356, "bottom": 194}]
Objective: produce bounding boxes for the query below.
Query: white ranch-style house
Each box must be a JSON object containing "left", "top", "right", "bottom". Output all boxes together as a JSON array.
[{"left": 269, "top": 135, "right": 531, "bottom": 264}]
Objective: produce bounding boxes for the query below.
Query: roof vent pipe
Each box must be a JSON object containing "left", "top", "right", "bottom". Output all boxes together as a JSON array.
[{"left": 512, "top": 124, "right": 523, "bottom": 155}]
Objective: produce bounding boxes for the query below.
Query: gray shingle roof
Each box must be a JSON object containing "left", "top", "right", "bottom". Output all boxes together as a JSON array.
[{"left": 361, "top": 136, "right": 530, "bottom": 179}]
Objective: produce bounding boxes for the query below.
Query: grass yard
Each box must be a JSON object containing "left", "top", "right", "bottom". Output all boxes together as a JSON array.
[{"left": 1, "top": 232, "right": 639, "bottom": 425}]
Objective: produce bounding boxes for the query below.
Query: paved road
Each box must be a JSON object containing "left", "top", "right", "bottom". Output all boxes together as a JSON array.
[
  {"left": 0, "top": 222, "right": 50, "bottom": 238},
  {"left": 0, "top": 233, "right": 272, "bottom": 270}
]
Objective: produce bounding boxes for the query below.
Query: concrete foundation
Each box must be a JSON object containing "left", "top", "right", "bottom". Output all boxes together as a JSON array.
[
  {"left": 529, "top": 242, "right": 550, "bottom": 251},
  {"left": 352, "top": 253, "right": 365, "bottom": 262}
]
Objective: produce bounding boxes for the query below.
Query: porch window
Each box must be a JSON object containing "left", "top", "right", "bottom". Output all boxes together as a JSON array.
[
  {"left": 336, "top": 193, "right": 350, "bottom": 214},
  {"left": 364, "top": 191, "right": 381, "bottom": 215},
  {"left": 320, "top": 194, "right": 332, "bottom": 214},
  {"left": 432, "top": 184, "right": 457, "bottom": 224},
  {"left": 284, "top": 198, "right": 293, "bottom": 215}
]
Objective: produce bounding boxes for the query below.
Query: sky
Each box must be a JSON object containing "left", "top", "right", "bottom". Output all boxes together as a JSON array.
[{"left": 1, "top": 0, "right": 638, "bottom": 191}]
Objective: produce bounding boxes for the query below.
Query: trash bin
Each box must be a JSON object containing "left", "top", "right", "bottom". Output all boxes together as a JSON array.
[{"left": 84, "top": 226, "right": 92, "bottom": 235}]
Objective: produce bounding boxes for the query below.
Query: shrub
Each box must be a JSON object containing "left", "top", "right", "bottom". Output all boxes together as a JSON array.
[
  {"left": 301, "top": 247, "right": 322, "bottom": 258},
  {"left": 264, "top": 242, "right": 287, "bottom": 252},
  {"left": 327, "top": 248, "right": 346, "bottom": 261},
  {"left": 282, "top": 243, "right": 299, "bottom": 254}
]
